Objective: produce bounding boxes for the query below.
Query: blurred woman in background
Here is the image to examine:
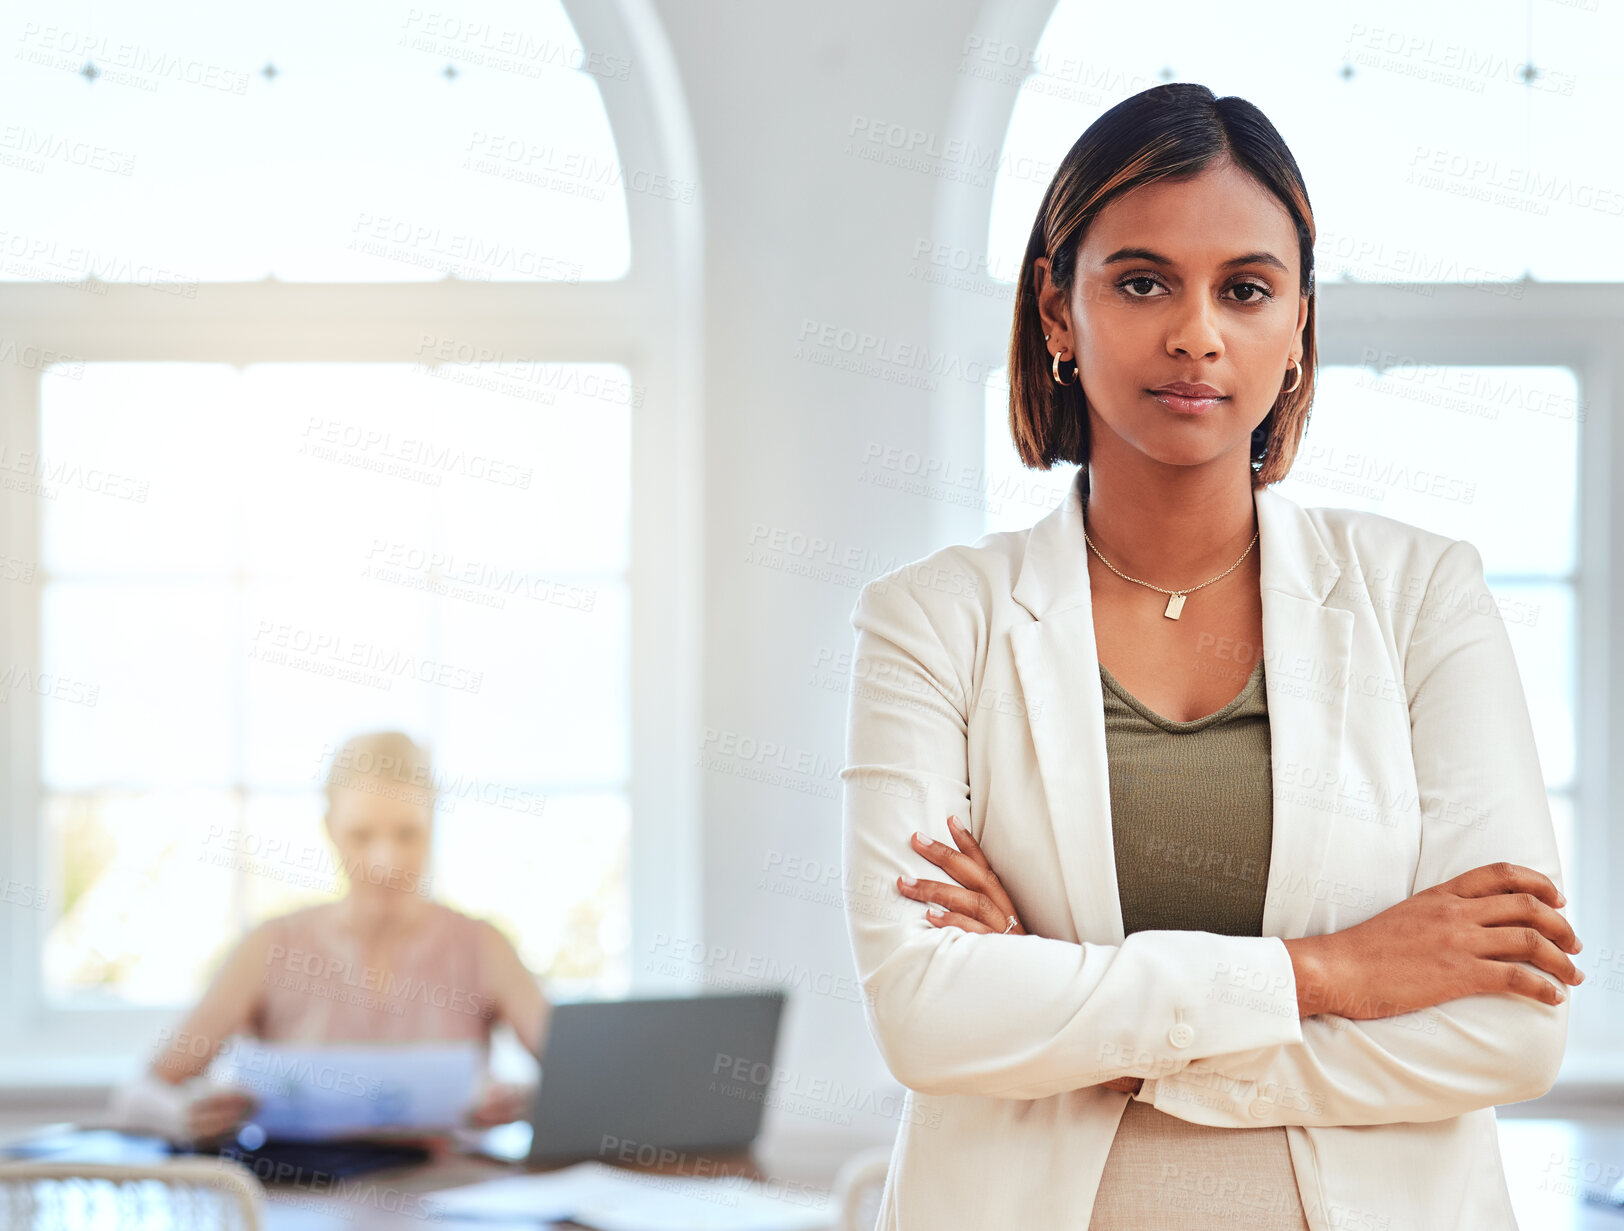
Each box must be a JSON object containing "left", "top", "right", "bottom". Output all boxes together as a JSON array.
[{"left": 107, "top": 730, "right": 551, "bottom": 1142}]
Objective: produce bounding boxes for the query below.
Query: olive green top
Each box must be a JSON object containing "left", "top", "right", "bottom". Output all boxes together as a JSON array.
[{"left": 1099, "top": 658, "right": 1272, "bottom": 939}]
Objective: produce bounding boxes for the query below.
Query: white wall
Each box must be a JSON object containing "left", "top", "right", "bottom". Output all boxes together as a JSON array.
[{"left": 649, "top": 0, "right": 1059, "bottom": 1150}]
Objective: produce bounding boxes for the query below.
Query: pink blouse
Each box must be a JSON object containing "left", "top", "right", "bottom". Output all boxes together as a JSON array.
[{"left": 248, "top": 901, "right": 499, "bottom": 1048}]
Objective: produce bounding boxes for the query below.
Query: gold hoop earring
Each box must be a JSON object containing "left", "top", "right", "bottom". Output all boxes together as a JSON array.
[
  {"left": 1052, "top": 348, "right": 1077, "bottom": 386},
  {"left": 1283, "top": 358, "right": 1302, "bottom": 395}
]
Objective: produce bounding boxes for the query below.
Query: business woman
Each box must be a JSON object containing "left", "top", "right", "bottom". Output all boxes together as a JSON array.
[
  {"left": 108, "top": 730, "right": 552, "bottom": 1143},
  {"left": 839, "top": 83, "right": 1582, "bottom": 1231}
]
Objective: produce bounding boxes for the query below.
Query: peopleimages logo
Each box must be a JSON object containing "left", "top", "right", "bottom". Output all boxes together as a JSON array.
[
  {"left": 300, "top": 414, "right": 535, "bottom": 488},
  {"left": 316, "top": 742, "right": 549, "bottom": 819},
  {"left": 265, "top": 945, "right": 492, "bottom": 1018},
  {"left": 198, "top": 823, "right": 435, "bottom": 899},
  {"left": 247, "top": 620, "right": 484, "bottom": 694}
]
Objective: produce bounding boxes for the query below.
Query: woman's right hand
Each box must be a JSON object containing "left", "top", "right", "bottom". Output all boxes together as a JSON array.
[
  {"left": 1287, "top": 862, "right": 1584, "bottom": 1020},
  {"left": 184, "top": 1088, "right": 257, "bottom": 1142}
]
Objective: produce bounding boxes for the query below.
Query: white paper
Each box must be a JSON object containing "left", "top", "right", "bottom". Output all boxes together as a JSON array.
[
  {"left": 216, "top": 1039, "right": 482, "bottom": 1140},
  {"left": 423, "top": 1161, "right": 836, "bottom": 1229},
  {"left": 422, "top": 1165, "right": 625, "bottom": 1220}
]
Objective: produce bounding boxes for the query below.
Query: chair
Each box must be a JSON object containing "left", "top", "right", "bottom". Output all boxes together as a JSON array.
[{"left": 0, "top": 1156, "right": 265, "bottom": 1230}]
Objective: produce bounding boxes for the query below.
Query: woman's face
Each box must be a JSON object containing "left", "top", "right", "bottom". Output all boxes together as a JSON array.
[
  {"left": 325, "top": 784, "right": 432, "bottom": 899},
  {"left": 1036, "top": 158, "right": 1309, "bottom": 480}
]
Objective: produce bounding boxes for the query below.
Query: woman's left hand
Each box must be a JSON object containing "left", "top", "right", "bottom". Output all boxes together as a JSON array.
[
  {"left": 466, "top": 1081, "right": 533, "bottom": 1128},
  {"left": 897, "top": 814, "right": 1143, "bottom": 1097},
  {"left": 897, "top": 814, "right": 1029, "bottom": 936}
]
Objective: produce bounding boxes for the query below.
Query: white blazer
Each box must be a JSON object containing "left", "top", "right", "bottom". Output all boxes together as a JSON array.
[{"left": 840, "top": 470, "right": 1568, "bottom": 1231}]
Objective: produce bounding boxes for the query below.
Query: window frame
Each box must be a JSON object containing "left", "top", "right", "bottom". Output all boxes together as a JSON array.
[
  {"left": 0, "top": 0, "right": 705, "bottom": 1086},
  {"left": 1306, "top": 286, "right": 1620, "bottom": 1080}
]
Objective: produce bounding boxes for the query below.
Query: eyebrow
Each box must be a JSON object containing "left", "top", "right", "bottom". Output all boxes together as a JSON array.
[{"left": 1101, "top": 246, "right": 1290, "bottom": 275}]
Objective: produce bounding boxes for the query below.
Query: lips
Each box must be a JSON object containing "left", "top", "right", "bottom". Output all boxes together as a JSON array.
[
  {"left": 1151, "top": 382, "right": 1224, "bottom": 398},
  {"left": 1148, "top": 383, "right": 1227, "bottom": 415}
]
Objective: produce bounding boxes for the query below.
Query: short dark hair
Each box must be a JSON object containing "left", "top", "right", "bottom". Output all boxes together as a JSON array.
[{"left": 1006, "top": 82, "right": 1317, "bottom": 492}]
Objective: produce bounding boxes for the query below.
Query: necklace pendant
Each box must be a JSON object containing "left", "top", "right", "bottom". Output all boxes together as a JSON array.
[{"left": 1164, "top": 592, "right": 1186, "bottom": 620}]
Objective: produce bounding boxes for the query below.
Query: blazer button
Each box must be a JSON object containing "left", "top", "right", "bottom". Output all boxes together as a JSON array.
[{"left": 1167, "top": 1023, "right": 1194, "bottom": 1048}]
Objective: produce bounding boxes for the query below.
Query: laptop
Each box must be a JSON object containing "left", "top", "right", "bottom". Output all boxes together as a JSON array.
[{"left": 516, "top": 989, "right": 788, "bottom": 1166}]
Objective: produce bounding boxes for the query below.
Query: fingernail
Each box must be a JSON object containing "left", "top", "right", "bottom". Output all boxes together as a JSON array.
[
  {"left": 900, "top": 874, "right": 916, "bottom": 887},
  {"left": 948, "top": 815, "right": 963, "bottom": 830},
  {"left": 926, "top": 903, "right": 946, "bottom": 916},
  {"left": 912, "top": 831, "right": 930, "bottom": 847},
  {"left": 1557, "top": 891, "right": 1567, "bottom": 906}
]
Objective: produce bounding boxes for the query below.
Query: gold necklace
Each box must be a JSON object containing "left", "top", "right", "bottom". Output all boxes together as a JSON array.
[{"left": 1082, "top": 497, "right": 1258, "bottom": 620}]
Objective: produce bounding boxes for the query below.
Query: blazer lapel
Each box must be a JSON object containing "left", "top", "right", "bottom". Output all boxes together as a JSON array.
[{"left": 1009, "top": 470, "right": 1353, "bottom": 944}]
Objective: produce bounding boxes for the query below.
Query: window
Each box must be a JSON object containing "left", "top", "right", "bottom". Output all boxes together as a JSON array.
[
  {"left": 986, "top": 2, "right": 1624, "bottom": 286},
  {"left": 4, "top": 0, "right": 632, "bottom": 283},
  {"left": 0, "top": 0, "right": 701, "bottom": 1076},
  {"left": 37, "top": 361, "right": 632, "bottom": 1006},
  {"left": 1274, "top": 363, "right": 1581, "bottom": 920}
]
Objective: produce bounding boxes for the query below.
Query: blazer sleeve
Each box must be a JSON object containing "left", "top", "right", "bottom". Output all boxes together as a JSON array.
[
  {"left": 1134, "top": 538, "right": 1570, "bottom": 1127},
  {"left": 841, "top": 570, "right": 1305, "bottom": 1101}
]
